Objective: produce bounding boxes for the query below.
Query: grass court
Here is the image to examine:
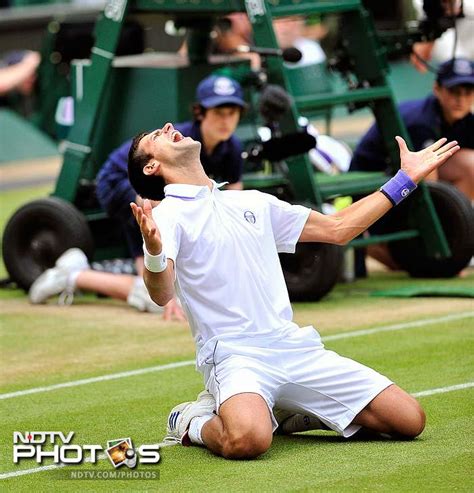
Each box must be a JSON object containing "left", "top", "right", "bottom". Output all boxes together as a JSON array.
[{"left": 0, "top": 185, "right": 472, "bottom": 491}]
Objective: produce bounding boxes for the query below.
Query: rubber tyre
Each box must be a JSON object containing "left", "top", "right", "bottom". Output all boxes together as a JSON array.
[
  {"left": 280, "top": 242, "right": 344, "bottom": 301},
  {"left": 387, "top": 181, "right": 473, "bottom": 278},
  {"left": 2, "top": 197, "right": 94, "bottom": 290}
]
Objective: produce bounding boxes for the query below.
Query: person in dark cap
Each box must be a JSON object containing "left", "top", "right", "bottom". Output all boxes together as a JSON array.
[
  {"left": 28, "top": 75, "right": 246, "bottom": 317},
  {"left": 349, "top": 58, "right": 473, "bottom": 275},
  {"left": 351, "top": 58, "right": 473, "bottom": 199}
]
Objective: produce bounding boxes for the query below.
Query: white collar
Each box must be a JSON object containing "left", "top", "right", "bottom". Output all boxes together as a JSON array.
[{"left": 164, "top": 180, "right": 228, "bottom": 200}]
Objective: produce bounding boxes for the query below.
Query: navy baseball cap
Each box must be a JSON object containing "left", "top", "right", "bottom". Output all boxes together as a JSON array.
[
  {"left": 196, "top": 75, "right": 246, "bottom": 108},
  {"left": 436, "top": 58, "right": 474, "bottom": 88}
]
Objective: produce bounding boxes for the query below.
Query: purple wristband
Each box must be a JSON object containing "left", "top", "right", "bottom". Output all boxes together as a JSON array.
[{"left": 380, "top": 170, "right": 417, "bottom": 206}]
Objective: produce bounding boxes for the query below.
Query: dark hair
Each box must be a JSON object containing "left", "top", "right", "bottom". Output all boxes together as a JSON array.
[
  {"left": 191, "top": 104, "right": 207, "bottom": 121},
  {"left": 191, "top": 102, "right": 245, "bottom": 121},
  {"left": 127, "top": 132, "right": 166, "bottom": 201}
]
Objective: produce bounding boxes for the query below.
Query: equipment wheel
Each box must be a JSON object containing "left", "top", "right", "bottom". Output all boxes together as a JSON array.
[
  {"left": 280, "top": 242, "right": 344, "bottom": 301},
  {"left": 2, "top": 197, "right": 94, "bottom": 289},
  {"left": 388, "top": 181, "right": 473, "bottom": 278}
]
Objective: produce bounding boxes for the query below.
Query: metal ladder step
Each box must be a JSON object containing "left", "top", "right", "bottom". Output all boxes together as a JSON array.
[
  {"left": 269, "top": 0, "right": 360, "bottom": 17},
  {"left": 294, "top": 86, "right": 392, "bottom": 112}
]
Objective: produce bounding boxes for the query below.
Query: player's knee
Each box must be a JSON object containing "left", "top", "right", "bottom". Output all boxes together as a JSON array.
[
  {"left": 398, "top": 400, "right": 426, "bottom": 438},
  {"left": 222, "top": 428, "right": 272, "bottom": 459},
  {"left": 409, "top": 402, "right": 426, "bottom": 437}
]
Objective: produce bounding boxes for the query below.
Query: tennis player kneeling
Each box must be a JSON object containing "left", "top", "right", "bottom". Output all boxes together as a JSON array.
[{"left": 128, "top": 123, "right": 459, "bottom": 459}]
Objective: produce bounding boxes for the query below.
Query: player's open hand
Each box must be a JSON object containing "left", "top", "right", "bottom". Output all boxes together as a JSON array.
[
  {"left": 130, "top": 199, "right": 162, "bottom": 255},
  {"left": 397, "top": 136, "right": 460, "bottom": 184}
]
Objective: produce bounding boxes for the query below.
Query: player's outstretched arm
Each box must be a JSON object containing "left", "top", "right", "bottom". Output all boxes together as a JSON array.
[
  {"left": 130, "top": 199, "right": 175, "bottom": 306},
  {"left": 299, "top": 137, "right": 460, "bottom": 245}
]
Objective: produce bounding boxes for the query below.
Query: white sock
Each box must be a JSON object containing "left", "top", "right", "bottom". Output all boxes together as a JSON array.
[
  {"left": 188, "top": 414, "right": 214, "bottom": 446},
  {"left": 280, "top": 414, "right": 329, "bottom": 434}
]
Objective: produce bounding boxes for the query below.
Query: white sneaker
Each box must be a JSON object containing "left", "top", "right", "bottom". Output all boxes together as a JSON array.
[
  {"left": 273, "top": 408, "right": 293, "bottom": 427},
  {"left": 55, "top": 248, "right": 89, "bottom": 271},
  {"left": 127, "top": 277, "right": 164, "bottom": 314},
  {"left": 29, "top": 248, "right": 89, "bottom": 305},
  {"left": 165, "top": 390, "right": 216, "bottom": 444},
  {"left": 274, "top": 408, "right": 328, "bottom": 434}
]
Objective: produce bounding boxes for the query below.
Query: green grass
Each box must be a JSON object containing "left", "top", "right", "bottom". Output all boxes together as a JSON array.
[
  {"left": 1, "top": 185, "right": 473, "bottom": 491},
  {"left": 1, "top": 296, "right": 473, "bottom": 491}
]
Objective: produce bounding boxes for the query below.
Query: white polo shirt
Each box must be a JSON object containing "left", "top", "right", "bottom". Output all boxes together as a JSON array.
[{"left": 152, "top": 182, "right": 311, "bottom": 365}]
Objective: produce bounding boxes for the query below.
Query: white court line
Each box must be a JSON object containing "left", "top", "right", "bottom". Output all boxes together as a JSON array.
[
  {"left": 412, "top": 382, "right": 474, "bottom": 397},
  {"left": 1, "top": 463, "right": 66, "bottom": 479},
  {"left": 0, "top": 311, "right": 472, "bottom": 401},
  {"left": 0, "top": 360, "right": 195, "bottom": 401},
  {"left": 324, "top": 311, "right": 473, "bottom": 341},
  {"left": 1, "top": 381, "right": 473, "bottom": 480}
]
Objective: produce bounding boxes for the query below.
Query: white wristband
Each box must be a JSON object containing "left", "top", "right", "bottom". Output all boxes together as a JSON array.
[{"left": 143, "top": 243, "right": 167, "bottom": 273}]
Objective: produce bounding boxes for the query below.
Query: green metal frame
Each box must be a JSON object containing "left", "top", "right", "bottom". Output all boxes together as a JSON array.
[
  {"left": 55, "top": 3, "right": 130, "bottom": 203},
  {"left": 51, "top": 0, "right": 450, "bottom": 260}
]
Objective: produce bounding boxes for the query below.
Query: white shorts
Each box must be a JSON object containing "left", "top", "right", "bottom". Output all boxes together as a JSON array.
[{"left": 200, "top": 326, "right": 392, "bottom": 437}]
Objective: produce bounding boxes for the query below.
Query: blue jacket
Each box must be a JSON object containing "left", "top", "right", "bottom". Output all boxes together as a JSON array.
[{"left": 350, "top": 95, "right": 474, "bottom": 172}]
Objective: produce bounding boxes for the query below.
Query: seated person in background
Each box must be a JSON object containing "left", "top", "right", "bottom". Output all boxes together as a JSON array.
[
  {"left": 273, "top": 15, "right": 326, "bottom": 67},
  {"left": 410, "top": 0, "right": 473, "bottom": 73},
  {"left": 350, "top": 58, "right": 474, "bottom": 200},
  {"left": 0, "top": 51, "right": 40, "bottom": 112},
  {"left": 29, "top": 75, "right": 246, "bottom": 317},
  {"left": 212, "top": 14, "right": 261, "bottom": 70},
  {"left": 350, "top": 58, "right": 473, "bottom": 274},
  {"left": 0, "top": 50, "right": 40, "bottom": 96},
  {"left": 212, "top": 13, "right": 329, "bottom": 70}
]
